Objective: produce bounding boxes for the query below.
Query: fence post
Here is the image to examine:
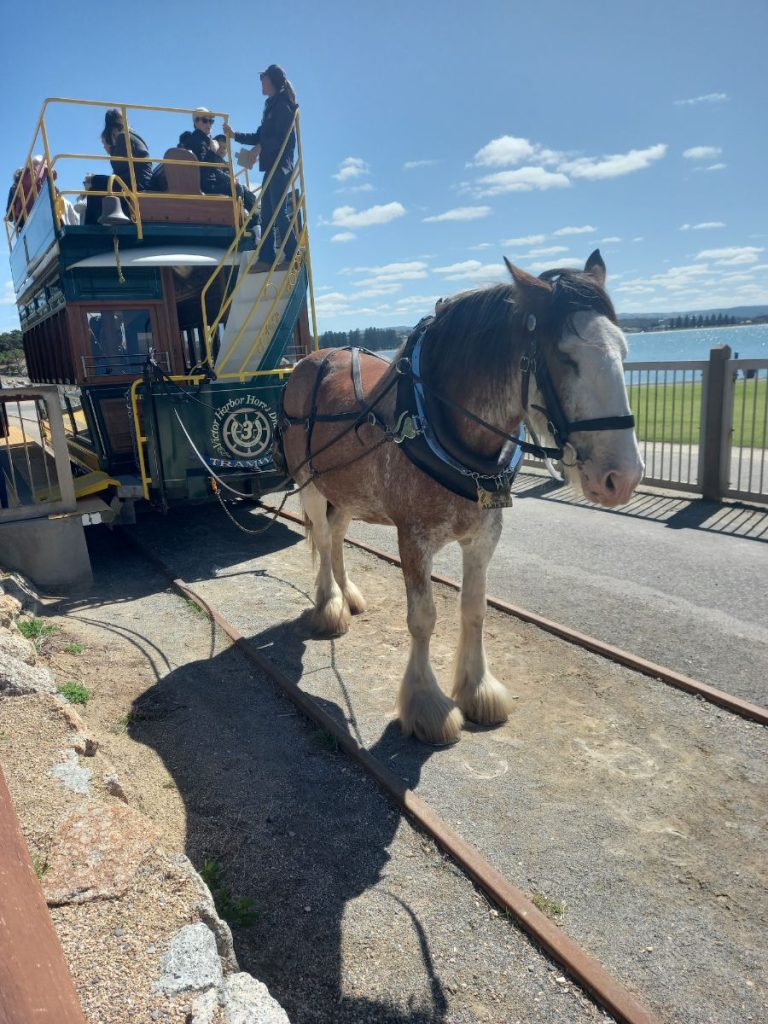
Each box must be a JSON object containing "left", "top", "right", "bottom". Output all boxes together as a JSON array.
[{"left": 699, "top": 344, "right": 731, "bottom": 501}]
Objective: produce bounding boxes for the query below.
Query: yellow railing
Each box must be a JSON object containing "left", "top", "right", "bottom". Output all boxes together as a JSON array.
[
  {"left": 200, "top": 108, "right": 319, "bottom": 379},
  {"left": 4, "top": 97, "right": 245, "bottom": 247}
]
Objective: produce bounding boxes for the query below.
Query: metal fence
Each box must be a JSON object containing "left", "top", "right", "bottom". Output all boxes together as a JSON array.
[
  {"left": 0, "top": 385, "right": 77, "bottom": 522},
  {"left": 525, "top": 345, "right": 768, "bottom": 505}
]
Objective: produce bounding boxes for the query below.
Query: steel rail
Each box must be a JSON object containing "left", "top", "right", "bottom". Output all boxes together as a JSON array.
[
  {"left": 0, "top": 766, "right": 88, "bottom": 1023},
  {"left": 121, "top": 528, "right": 661, "bottom": 1024},
  {"left": 272, "top": 507, "right": 768, "bottom": 728}
]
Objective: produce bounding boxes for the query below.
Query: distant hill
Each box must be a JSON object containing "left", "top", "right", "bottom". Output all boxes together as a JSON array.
[{"left": 619, "top": 305, "right": 768, "bottom": 322}]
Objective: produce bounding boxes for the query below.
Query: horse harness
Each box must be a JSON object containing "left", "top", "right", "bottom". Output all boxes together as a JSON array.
[{"left": 279, "top": 309, "right": 636, "bottom": 508}]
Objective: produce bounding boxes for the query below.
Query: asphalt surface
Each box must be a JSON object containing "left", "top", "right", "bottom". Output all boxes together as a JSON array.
[{"left": 341, "top": 473, "right": 768, "bottom": 707}]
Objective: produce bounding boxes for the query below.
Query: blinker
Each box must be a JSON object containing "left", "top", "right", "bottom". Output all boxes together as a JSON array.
[{"left": 526, "top": 313, "right": 536, "bottom": 332}]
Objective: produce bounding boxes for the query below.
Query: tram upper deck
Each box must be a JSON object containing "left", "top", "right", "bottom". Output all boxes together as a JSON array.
[{"left": 5, "top": 97, "right": 317, "bottom": 389}]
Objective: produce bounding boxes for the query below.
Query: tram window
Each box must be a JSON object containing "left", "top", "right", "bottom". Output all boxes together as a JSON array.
[{"left": 85, "top": 309, "right": 155, "bottom": 375}]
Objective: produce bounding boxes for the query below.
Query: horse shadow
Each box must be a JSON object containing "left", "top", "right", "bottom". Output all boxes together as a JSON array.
[{"left": 128, "top": 612, "right": 448, "bottom": 1024}]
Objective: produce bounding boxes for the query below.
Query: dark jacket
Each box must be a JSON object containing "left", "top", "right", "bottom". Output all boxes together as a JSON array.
[
  {"left": 186, "top": 128, "right": 232, "bottom": 194},
  {"left": 234, "top": 90, "right": 297, "bottom": 174},
  {"left": 110, "top": 130, "right": 153, "bottom": 191}
]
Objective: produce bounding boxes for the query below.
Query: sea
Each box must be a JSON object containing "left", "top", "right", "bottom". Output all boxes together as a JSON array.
[{"left": 379, "top": 323, "right": 768, "bottom": 363}]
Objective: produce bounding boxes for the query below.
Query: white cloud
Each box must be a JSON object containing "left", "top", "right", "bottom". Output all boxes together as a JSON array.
[
  {"left": 674, "top": 93, "right": 728, "bottom": 106},
  {"left": 502, "top": 234, "right": 546, "bottom": 246},
  {"left": 559, "top": 143, "right": 667, "bottom": 180},
  {"left": 600, "top": 236, "right": 622, "bottom": 243},
  {"left": 633, "top": 237, "right": 644, "bottom": 242},
  {"left": 403, "top": 159, "right": 438, "bottom": 170},
  {"left": 702, "top": 163, "right": 727, "bottom": 172},
  {"left": 680, "top": 222, "right": 725, "bottom": 231},
  {"left": 474, "top": 166, "right": 570, "bottom": 195},
  {"left": 330, "top": 202, "right": 406, "bottom": 229},
  {"left": 354, "top": 284, "right": 403, "bottom": 297},
  {"left": 331, "top": 232, "right": 356, "bottom": 243},
  {"left": 527, "top": 246, "right": 569, "bottom": 256},
  {"left": 338, "top": 183, "right": 374, "bottom": 194},
  {"left": 471, "top": 135, "right": 537, "bottom": 167},
  {"left": 434, "top": 260, "right": 505, "bottom": 282},
  {"left": 526, "top": 258, "right": 583, "bottom": 272},
  {"left": 423, "top": 206, "right": 491, "bottom": 223},
  {"left": 469, "top": 242, "right": 493, "bottom": 250},
  {"left": 683, "top": 146, "right": 722, "bottom": 160},
  {"left": 553, "top": 225, "right": 596, "bottom": 236},
  {"left": 695, "top": 246, "right": 764, "bottom": 266},
  {"left": 334, "top": 157, "right": 370, "bottom": 182}
]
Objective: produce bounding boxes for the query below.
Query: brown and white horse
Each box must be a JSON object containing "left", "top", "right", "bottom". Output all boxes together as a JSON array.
[{"left": 280, "top": 251, "right": 643, "bottom": 745}]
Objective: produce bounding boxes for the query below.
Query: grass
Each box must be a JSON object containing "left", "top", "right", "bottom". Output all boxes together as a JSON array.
[
  {"left": 56, "top": 681, "right": 92, "bottom": 705},
  {"left": 628, "top": 378, "right": 767, "bottom": 447},
  {"left": 181, "top": 595, "right": 208, "bottom": 618},
  {"left": 201, "top": 857, "right": 259, "bottom": 928},
  {"left": 64, "top": 642, "right": 85, "bottom": 655},
  {"left": 110, "top": 712, "right": 137, "bottom": 734},
  {"left": 311, "top": 727, "right": 339, "bottom": 754},
  {"left": 17, "top": 617, "right": 60, "bottom": 648},
  {"left": 32, "top": 854, "right": 49, "bottom": 880},
  {"left": 530, "top": 892, "right": 566, "bottom": 918}
]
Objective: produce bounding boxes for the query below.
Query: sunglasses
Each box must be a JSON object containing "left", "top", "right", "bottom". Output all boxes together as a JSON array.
[{"left": 198, "top": 117, "right": 214, "bottom": 124}]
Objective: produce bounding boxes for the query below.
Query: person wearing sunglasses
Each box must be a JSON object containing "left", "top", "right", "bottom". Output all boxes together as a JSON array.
[{"left": 187, "top": 108, "right": 256, "bottom": 218}]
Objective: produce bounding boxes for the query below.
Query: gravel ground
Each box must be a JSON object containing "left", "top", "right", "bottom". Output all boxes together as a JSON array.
[
  {"left": 45, "top": 530, "right": 617, "bottom": 1024},
  {"left": 121, "top": 501, "right": 768, "bottom": 1024}
]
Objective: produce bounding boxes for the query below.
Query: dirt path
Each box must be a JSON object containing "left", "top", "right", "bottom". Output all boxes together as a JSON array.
[
  {"left": 43, "top": 529, "right": 615, "bottom": 1024},
  {"left": 120, "top": 503, "right": 768, "bottom": 1024}
]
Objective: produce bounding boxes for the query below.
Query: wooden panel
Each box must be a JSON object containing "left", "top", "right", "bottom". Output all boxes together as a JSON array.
[{"left": 99, "top": 396, "right": 134, "bottom": 453}]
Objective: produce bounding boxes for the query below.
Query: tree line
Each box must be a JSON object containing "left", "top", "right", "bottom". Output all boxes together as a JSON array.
[
  {"left": 0, "top": 330, "right": 26, "bottom": 373},
  {"left": 666, "top": 313, "right": 738, "bottom": 329},
  {"left": 319, "top": 326, "right": 405, "bottom": 351}
]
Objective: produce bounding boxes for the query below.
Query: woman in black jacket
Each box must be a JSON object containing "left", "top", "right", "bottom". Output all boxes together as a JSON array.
[
  {"left": 224, "top": 64, "right": 298, "bottom": 267},
  {"left": 86, "top": 108, "right": 153, "bottom": 224}
]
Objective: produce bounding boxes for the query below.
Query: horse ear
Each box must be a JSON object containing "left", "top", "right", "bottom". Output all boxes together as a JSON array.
[
  {"left": 584, "top": 249, "right": 606, "bottom": 287},
  {"left": 504, "top": 257, "right": 552, "bottom": 297}
]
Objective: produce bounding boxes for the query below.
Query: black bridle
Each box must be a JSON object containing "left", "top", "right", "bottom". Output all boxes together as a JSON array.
[{"left": 518, "top": 310, "right": 635, "bottom": 462}]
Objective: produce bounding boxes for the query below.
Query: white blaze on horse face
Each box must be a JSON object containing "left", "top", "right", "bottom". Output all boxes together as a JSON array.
[{"left": 557, "top": 311, "right": 644, "bottom": 507}]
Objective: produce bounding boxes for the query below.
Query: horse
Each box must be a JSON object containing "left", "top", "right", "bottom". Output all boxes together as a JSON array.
[{"left": 279, "top": 251, "right": 644, "bottom": 746}]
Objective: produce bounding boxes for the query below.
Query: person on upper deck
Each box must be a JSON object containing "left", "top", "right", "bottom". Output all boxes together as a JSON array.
[
  {"left": 102, "top": 109, "right": 153, "bottom": 191},
  {"left": 224, "top": 64, "right": 298, "bottom": 268},
  {"left": 186, "top": 108, "right": 256, "bottom": 216}
]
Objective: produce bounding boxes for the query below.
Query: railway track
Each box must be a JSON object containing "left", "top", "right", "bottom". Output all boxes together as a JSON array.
[{"left": 119, "top": 514, "right": 765, "bottom": 1024}]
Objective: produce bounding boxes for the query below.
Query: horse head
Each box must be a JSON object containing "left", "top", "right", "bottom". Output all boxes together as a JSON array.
[{"left": 504, "top": 250, "right": 644, "bottom": 507}]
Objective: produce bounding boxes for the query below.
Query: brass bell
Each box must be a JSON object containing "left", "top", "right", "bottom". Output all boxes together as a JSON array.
[{"left": 98, "top": 195, "right": 132, "bottom": 227}]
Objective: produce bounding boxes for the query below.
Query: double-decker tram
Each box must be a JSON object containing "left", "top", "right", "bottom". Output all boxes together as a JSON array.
[{"left": 4, "top": 97, "right": 317, "bottom": 516}]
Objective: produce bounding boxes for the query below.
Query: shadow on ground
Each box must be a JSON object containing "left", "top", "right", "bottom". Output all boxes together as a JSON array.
[{"left": 127, "top": 612, "right": 450, "bottom": 1024}]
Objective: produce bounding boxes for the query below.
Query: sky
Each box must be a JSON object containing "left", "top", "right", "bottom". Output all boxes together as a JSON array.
[{"left": 1, "top": 0, "right": 767, "bottom": 334}]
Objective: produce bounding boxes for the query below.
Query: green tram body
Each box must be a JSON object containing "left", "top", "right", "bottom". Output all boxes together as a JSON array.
[{"left": 6, "top": 99, "right": 316, "bottom": 514}]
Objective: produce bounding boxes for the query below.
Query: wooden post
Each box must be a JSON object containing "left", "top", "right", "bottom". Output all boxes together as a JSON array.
[
  {"left": 0, "top": 766, "right": 87, "bottom": 1024},
  {"left": 699, "top": 344, "right": 731, "bottom": 502}
]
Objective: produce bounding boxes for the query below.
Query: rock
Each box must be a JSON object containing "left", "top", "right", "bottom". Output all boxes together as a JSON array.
[
  {"left": 104, "top": 772, "right": 128, "bottom": 802},
  {"left": 222, "top": 973, "right": 290, "bottom": 1024},
  {"left": 43, "top": 801, "right": 160, "bottom": 906},
  {"left": 0, "top": 649, "right": 55, "bottom": 696},
  {"left": 189, "top": 988, "right": 221, "bottom": 1024},
  {"left": 0, "top": 594, "right": 22, "bottom": 627},
  {"left": 174, "top": 854, "right": 238, "bottom": 973},
  {"left": 154, "top": 923, "right": 223, "bottom": 996},
  {"left": 0, "top": 573, "right": 39, "bottom": 614},
  {"left": 49, "top": 749, "right": 92, "bottom": 796},
  {"left": 57, "top": 704, "right": 99, "bottom": 755},
  {"left": 0, "top": 627, "right": 36, "bottom": 665}
]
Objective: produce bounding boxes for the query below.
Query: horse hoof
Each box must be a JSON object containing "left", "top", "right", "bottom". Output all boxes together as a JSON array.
[
  {"left": 399, "top": 690, "right": 464, "bottom": 746},
  {"left": 310, "top": 595, "right": 350, "bottom": 637},
  {"left": 453, "top": 674, "right": 514, "bottom": 726},
  {"left": 343, "top": 581, "right": 367, "bottom": 616}
]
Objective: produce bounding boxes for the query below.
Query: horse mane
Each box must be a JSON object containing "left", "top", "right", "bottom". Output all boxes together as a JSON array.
[{"left": 420, "top": 268, "right": 617, "bottom": 392}]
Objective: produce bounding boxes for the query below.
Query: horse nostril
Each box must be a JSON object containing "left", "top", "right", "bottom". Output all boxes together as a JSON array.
[{"left": 604, "top": 471, "right": 617, "bottom": 493}]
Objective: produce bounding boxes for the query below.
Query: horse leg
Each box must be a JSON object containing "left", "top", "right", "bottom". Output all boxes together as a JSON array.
[
  {"left": 397, "top": 529, "right": 463, "bottom": 745},
  {"left": 328, "top": 507, "right": 367, "bottom": 614},
  {"left": 301, "top": 483, "right": 350, "bottom": 636},
  {"left": 452, "top": 514, "right": 514, "bottom": 725}
]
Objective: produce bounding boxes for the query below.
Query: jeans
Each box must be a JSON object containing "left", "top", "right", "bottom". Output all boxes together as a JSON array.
[{"left": 259, "top": 167, "right": 296, "bottom": 264}]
